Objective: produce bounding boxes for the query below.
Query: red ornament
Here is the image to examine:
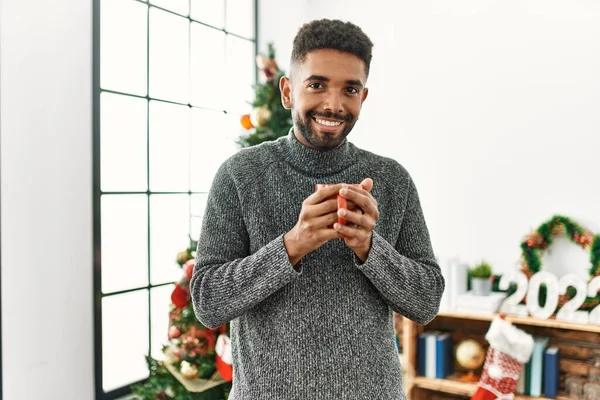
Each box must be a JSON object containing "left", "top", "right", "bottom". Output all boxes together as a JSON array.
[
  {"left": 187, "top": 325, "right": 201, "bottom": 338},
  {"left": 199, "top": 329, "right": 217, "bottom": 352},
  {"left": 527, "top": 240, "right": 534, "bottom": 247},
  {"left": 169, "top": 325, "right": 182, "bottom": 339},
  {"left": 256, "top": 54, "right": 278, "bottom": 81},
  {"left": 183, "top": 259, "right": 195, "bottom": 280},
  {"left": 171, "top": 283, "right": 190, "bottom": 309},
  {"left": 240, "top": 114, "right": 254, "bottom": 130}
]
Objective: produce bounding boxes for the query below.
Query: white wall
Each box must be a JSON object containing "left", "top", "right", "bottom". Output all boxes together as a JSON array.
[
  {"left": 1, "top": 0, "right": 94, "bottom": 399},
  {"left": 259, "top": 1, "right": 600, "bottom": 280},
  {"left": 258, "top": 0, "right": 309, "bottom": 73}
]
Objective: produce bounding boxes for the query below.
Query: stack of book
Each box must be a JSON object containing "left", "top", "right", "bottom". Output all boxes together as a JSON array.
[
  {"left": 516, "top": 337, "right": 560, "bottom": 398},
  {"left": 416, "top": 331, "right": 453, "bottom": 379},
  {"left": 454, "top": 291, "right": 507, "bottom": 315}
]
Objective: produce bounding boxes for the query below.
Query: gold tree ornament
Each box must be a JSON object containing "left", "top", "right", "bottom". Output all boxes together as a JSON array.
[
  {"left": 250, "top": 106, "right": 271, "bottom": 127},
  {"left": 180, "top": 361, "right": 199, "bottom": 380}
]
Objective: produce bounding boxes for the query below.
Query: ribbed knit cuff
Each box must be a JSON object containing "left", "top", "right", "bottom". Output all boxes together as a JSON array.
[
  {"left": 270, "top": 233, "right": 304, "bottom": 276},
  {"left": 354, "top": 231, "right": 397, "bottom": 275}
]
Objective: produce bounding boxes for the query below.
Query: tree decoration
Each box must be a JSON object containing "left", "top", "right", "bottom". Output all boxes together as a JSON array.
[
  {"left": 237, "top": 43, "right": 292, "bottom": 148},
  {"left": 519, "top": 215, "right": 600, "bottom": 309},
  {"left": 131, "top": 236, "right": 232, "bottom": 399}
]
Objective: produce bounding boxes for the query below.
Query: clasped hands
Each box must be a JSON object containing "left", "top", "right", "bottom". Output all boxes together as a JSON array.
[{"left": 283, "top": 178, "right": 379, "bottom": 265}]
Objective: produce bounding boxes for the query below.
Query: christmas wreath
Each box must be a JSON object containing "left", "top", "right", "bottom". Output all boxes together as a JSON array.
[{"left": 520, "top": 215, "right": 600, "bottom": 309}]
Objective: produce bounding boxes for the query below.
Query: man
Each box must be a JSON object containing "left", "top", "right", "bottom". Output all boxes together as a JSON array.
[{"left": 190, "top": 19, "right": 444, "bottom": 400}]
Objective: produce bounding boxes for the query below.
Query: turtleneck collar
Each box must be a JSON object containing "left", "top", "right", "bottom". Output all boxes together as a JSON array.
[{"left": 276, "top": 128, "right": 358, "bottom": 177}]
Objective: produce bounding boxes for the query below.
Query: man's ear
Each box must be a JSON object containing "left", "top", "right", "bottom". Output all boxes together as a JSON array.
[
  {"left": 280, "top": 76, "right": 292, "bottom": 110},
  {"left": 361, "top": 87, "right": 369, "bottom": 104}
]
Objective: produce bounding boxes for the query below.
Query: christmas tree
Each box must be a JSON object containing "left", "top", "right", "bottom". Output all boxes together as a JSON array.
[
  {"left": 131, "top": 44, "right": 290, "bottom": 400},
  {"left": 131, "top": 237, "right": 232, "bottom": 400},
  {"left": 237, "top": 42, "right": 292, "bottom": 147}
]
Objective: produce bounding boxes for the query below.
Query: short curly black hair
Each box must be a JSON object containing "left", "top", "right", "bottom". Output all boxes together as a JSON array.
[{"left": 291, "top": 19, "right": 374, "bottom": 77}]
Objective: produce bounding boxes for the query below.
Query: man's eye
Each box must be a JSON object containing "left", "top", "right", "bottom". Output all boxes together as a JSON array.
[
  {"left": 309, "top": 82, "right": 324, "bottom": 89},
  {"left": 346, "top": 87, "right": 358, "bottom": 94}
]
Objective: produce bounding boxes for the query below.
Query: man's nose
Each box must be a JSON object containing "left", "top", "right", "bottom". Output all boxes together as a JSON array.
[{"left": 322, "top": 91, "right": 344, "bottom": 114}]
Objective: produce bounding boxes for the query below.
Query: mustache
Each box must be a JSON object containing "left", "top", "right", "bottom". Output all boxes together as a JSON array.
[{"left": 307, "top": 110, "right": 352, "bottom": 122}]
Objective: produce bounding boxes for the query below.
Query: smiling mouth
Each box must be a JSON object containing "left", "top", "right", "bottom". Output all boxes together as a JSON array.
[{"left": 313, "top": 117, "right": 344, "bottom": 128}]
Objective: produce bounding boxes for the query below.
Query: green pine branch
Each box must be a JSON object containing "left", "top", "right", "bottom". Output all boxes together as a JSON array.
[
  {"left": 590, "top": 234, "right": 600, "bottom": 275},
  {"left": 238, "top": 45, "right": 293, "bottom": 148},
  {"left": 131, "top": 356, "right": 231, "bottom": 400}
]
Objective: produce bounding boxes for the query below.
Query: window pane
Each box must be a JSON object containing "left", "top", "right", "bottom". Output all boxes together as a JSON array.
[
  {"left": 226, "top": 35, "right": 255, "bottom": 113},
  {"left": 150, "top": 284, "right": 175, "bottom": 359},
  {"left": 149, "top": 101, "right": 190, "bottom": 191},
  {"left": 150, "top": 0, "right": 188, "bottom": 16},
  {"left": 101, "top": 0, "right": 147, "bottom": 95},
  {"left": 189, "top": 109, "right": 239, "bottom": 192},
  {"left": 102, "top": 290, "right": 149, "bottom": 392},
  {"left": 190, "top": 23, "right": 226, "bottom": 110},
  {"left": 100, "top": 93, "right": 148, "bottom": 192},
  {"left": 190, "top": 193, "right": 208, "bottom": 240},
  {"left": 225, "top": 0, "right": 254, "bottom": 39},
  {"left": 150, "top": 194, "right": 190, "bottom": 285},
  {"left": 190, "top": 0, "right": 224, "bottom": 28},
  {"left": 101, "top": 195, "right": 148, "bottom": 293},
  {"left": 149, "top": 8, "right": 189, "bottom": 103}
]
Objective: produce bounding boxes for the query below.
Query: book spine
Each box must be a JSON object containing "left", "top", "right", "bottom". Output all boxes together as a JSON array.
[
  {"left": 417, "top": 334, "right": 426, "bottom": 376},
  {"left": 543, "top": 348, "right": 560, "bottom": 398}
]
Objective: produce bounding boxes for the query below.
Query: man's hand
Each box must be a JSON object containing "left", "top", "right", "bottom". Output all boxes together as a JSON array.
[
  {"left": 283, "top": 184, "right": 343, "bottom": 266},
  {"left": 334, "top": 178, "right": 379, "bottom": 262}
]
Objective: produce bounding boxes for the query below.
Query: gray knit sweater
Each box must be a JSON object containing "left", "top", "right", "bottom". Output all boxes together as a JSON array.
[{"left": 190, "top": 131, "right": 444, "bottom": 400}]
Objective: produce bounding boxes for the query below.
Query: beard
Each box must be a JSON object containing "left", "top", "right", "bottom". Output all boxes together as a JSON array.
[{"left": 293, "top": 108, "right": 356, "bottom": 150}]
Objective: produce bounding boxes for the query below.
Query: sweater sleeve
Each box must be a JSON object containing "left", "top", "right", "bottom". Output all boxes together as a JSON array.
[
  {"left": 355, "top": 176, "right": 445, "bottom": 325},
  {"left": 189, "top": 161, "right": 301, "bottom": 329}
]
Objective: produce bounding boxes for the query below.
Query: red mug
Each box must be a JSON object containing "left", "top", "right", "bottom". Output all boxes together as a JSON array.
[{"left": 314, "top": 183, "right": 361, "bottom": 231}]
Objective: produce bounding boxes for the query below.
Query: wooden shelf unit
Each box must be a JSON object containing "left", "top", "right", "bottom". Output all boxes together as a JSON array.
[
  {"left": 411, "top": 376, "right": 571, "bottom": 400},
  {"left": 402, "top": 312, "right": 600, "bottom": 399},
  {"left": 436, "top": 311, "right": 600, "bottom": 333}
]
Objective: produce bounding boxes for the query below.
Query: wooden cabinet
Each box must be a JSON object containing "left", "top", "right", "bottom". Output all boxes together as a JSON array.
[{"left": 401, "top": 312, "right": 600, "bottom": 399}]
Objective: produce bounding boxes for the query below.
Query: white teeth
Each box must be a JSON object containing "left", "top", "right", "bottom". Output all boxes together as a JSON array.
[{"left": 315, "top": 118, "right": 342, "bottom": 127}]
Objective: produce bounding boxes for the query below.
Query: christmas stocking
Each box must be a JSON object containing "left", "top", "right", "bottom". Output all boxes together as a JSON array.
[
  {"left": 215, "top": 326, "right": 233, "bottom": 382},
  {"left": 471, "top": 316, "right": 534, "bottom": 400}
]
